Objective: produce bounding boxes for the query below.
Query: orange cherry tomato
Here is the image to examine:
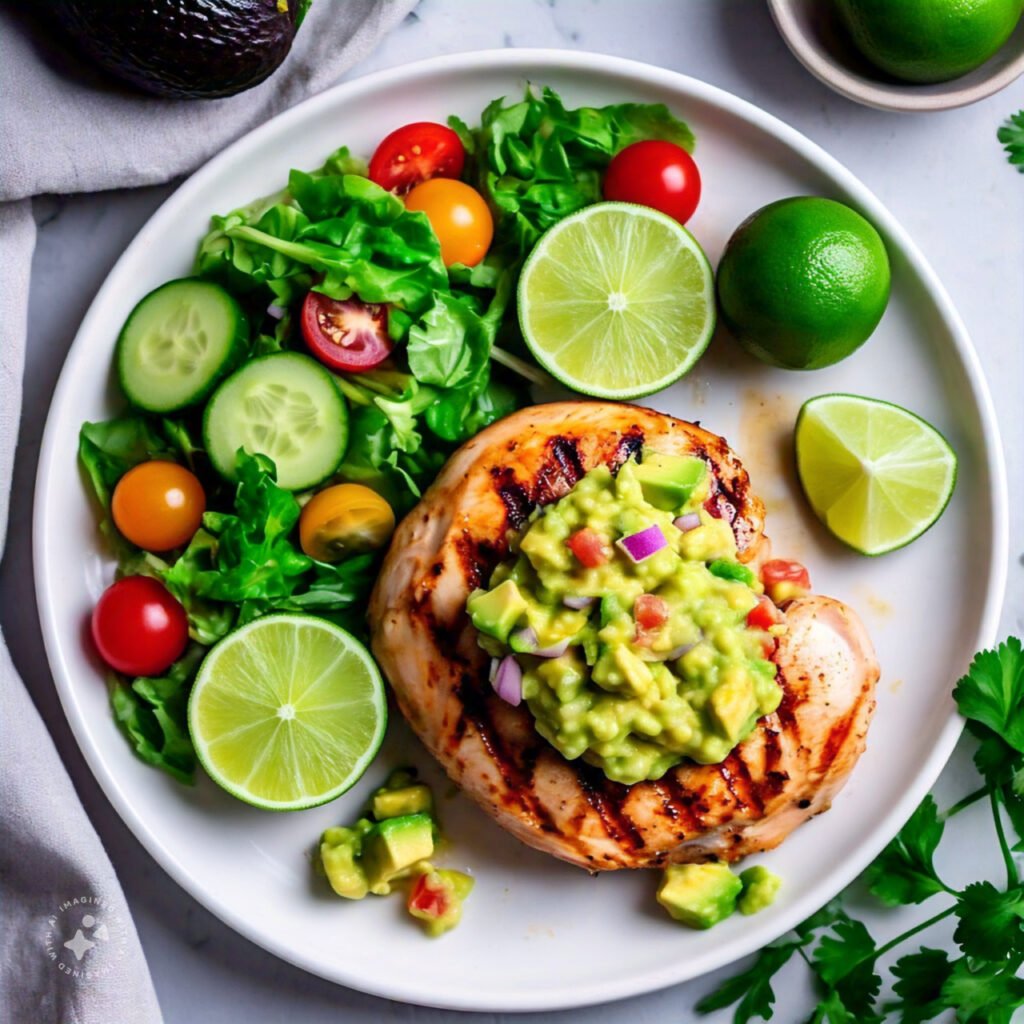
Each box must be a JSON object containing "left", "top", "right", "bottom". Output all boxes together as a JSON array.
[
  {"left": 299, "top": 484, "right": 395, "bottom": 563},
  {"left": 404, "top": 178, "right": 493, "bottom": 267},
  {"left": 111, "top": 461, "right": 205, "bottom": 552}
]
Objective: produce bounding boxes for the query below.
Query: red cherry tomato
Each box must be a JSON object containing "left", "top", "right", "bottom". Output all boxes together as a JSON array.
[
  {"left": 566, "top": 528, "right": 609, "bottom": 569},
  {"left": 408, "top": 873, "right": 452, "bottom": 919},
  {"left": 746, "top": 595, "right": 782, "bottom": 632},
  {"left": 603, "top": 140, "right": 702, "bottom": 224},
  {"left": 92, "top": 576, "right": 188, "bottom": 677},
  {"left": 634, "top": 594, "right": 669, "bottom": 630},
  {"left": 368, "top": 122, "right": 466, "bottom": 194},
  {"left": 761, "top": 559, "right": 811, "bottom": 591},
  {"left": 300, "top": 294, "right": 393, "bottom": 373}
]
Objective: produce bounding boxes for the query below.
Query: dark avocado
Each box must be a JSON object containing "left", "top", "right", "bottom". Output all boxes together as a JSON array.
[{"left": 48, "top": 0, "right": 312, "bottom": 99}]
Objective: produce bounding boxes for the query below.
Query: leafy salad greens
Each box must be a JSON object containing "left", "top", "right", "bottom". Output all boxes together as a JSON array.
[{"left": 78, "top": 85, "right": 696, "bottom": 782}]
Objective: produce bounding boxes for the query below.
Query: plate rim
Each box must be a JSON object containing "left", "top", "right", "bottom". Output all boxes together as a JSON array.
[{"left": 33, "top": 47, "right": 1009, "bottom": 1012}]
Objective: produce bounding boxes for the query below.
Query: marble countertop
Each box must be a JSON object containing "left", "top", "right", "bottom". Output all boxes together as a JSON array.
[{"left": 3, "top": 1, "right": 1022, "bottom": 1020}]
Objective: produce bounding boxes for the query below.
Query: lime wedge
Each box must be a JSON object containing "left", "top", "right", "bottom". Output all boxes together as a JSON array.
[
  {"left": 188, "top": 614, "right": 386, "bottom": 810},
  {"left": 795, "top": 394, "right": 957, "bottom": 556},
  {"left": 517, "top": 202, "right": 715, "bottom": 400}
]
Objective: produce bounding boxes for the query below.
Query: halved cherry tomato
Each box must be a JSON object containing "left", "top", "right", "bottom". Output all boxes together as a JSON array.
[
  {"left": 408, "top": 872, "right": 452, "bottom": 919},
  {"left": 566, "top": 528, "right": 609, "bottom": 568},
  {"left": 300, "top": 294, "right": 393, "bottom": 373},
  {"left": 299, "top": 484, "right": 395, "bottom": 563},
  {"left": 634, "top": 594, "right": 669, "bottom": 630},
  {"left": 92, "top": 576, "right": 188, "bottom": 677},
  {"left": 603, "top": 140, "right": 702, "bottom": 225},
  {"left": 404, "top": 178, "right": 493, "bottom": 267},
  {"left": 111, "top": 461, "right": 205, "bottom": 552},
  {"left": 368, "top": 122, "right": 465, "bottom": 194},
  {"left": 761, "top": 559, "right": 811, "bottom": 590},
  {"left": 746, "top": 595, "right": 782, "bottom": 632}
]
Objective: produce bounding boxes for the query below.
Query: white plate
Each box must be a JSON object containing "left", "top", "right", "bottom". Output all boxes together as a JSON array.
[{"left": 34, "top": 50, "right": 1007, "bottom": 1012}]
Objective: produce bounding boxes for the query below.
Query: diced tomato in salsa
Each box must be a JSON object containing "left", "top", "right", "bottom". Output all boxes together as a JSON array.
[
  {"left": 747, "top": 595, "right": 782, "bottom": 631},
  {"left": 408, "top": 873, "right": 452, "bottom": 919},
  {"left": 634, "top": 594, "right": 669, "bottom": 630},
  {"left": 761, "top": 559, "right": 811, "bottom": 591},
  {"left": 567, "top": 528, "right": 609, "bottom": 568}
]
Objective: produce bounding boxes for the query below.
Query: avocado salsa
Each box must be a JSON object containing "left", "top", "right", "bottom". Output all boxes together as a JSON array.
[{"left": 467, "top": 452, "right": 782, "bottom": 786}]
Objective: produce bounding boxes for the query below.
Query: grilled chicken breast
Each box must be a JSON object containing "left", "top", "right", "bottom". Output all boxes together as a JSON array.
[{"left": 369, "top": 402, "right": 879, "bottom": 871}]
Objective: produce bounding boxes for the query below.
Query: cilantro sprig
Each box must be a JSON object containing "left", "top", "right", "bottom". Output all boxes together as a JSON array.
[
  {"left": 697, "top": 638, "right": 1024, "bottom": 1023},
  {"left": 999, "top": 111, "right": 1024, "bottom": 173}
]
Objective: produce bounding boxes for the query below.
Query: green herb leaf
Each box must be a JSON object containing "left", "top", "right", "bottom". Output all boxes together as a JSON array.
[
  {"left": 953, "top": 881, "right": 1024, "bottom": 961},
  {"left": 998, "top": 111, "right": 1024, "bottom": 173},
  {"left": 953, "top": 638, "right": 1024, "bottom": 753},
  {"left": 940, "top": 958, "right": 1024, "bottom": 1022},
  {"left": 811, "top": 918, "right": 881, "bottom": 1017},
  {"left": 695, "top": 942, "right": 800, "bottom": 1022},
  {"left": 864, "top": 796, "right": 947, "bottom": 905},
  {"left": 806, "top": 989, "right": 859, "bottom": 1024},
  {"left": 890, "top": 948, "right": 953, "bottom": 1024}
]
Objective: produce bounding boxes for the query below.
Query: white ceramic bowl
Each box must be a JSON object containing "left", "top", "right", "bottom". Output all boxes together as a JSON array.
[
  {"left": 34, "top": 49, "right": 1007, "bottom": 1011},
  {"left": 768, "top": 0, "right": 1024, "bottom": 112}
]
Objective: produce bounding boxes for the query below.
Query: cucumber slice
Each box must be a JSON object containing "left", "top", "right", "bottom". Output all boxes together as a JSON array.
[
  {"left": 204, "top": 352, "right": 348, "bottom": 490},
  {"left": 117, "top": 278, "right": 247, "bottom": 413}
]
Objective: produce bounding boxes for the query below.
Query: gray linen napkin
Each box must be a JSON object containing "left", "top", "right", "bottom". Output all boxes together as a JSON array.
[{"left": 0, "top": 3, "right": 417, "bottom": 1021}]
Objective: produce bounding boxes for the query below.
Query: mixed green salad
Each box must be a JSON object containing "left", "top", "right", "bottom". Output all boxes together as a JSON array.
[{"left": 79, "top": 85, "right": 698, "bottom": 785}]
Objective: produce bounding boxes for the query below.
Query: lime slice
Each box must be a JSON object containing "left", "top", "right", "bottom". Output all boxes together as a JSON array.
[
  {"left": 518, "top": 202, "right": 715, "bottom": 400},
  {"left": 188, "top": 614, "right": 386, "bottom": 810},
  {"left": 795, "top": 394, "right": 957, "bottom": 556}
]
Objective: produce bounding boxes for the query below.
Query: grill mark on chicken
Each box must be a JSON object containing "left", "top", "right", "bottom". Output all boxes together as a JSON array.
[
  {"left": 612, "top": 429, "right": 645, "bottom": 471},
  {"left": 369, "top": 402, "right": 880, "bottom": 871},
  {"left": 577, "top": 765, "right": 646, "bottom": 851},
  {"left": 497, "top": 479, "right": 534, "bottom": 530}
]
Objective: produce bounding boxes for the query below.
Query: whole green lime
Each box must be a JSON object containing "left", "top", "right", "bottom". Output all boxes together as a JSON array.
[
  {"left": 716, "top": 197, "right": 890, "bottom": 371},
  {"left": 835, "top": 0, "right": 1023, "bottom": 83}
]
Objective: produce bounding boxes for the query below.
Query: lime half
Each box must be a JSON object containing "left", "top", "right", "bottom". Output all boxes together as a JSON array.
[
  {"left": 188, "top": 614, "right": 386, "bottom": 810},
  {"left": 518, "top": 202, "right": 715, "bottom": 400},
  {"left": 795, "top": 394, "right": 957, "bottom": 556}
]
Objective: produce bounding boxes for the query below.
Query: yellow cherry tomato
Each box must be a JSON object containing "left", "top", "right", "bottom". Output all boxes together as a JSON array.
[
  {"left": 111, "top": 461, "right": 205, "bottom": 551},
  {"left": 299, "top": 484, "right": 395, "bottom": 563},
  {"left": 404, "top": 178, "right": 494, "bottom": 267}
]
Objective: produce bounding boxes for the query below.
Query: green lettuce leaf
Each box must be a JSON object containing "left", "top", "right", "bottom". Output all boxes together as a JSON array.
[{"left": 109, "top": 646, "right": 204, "bottom": 784}]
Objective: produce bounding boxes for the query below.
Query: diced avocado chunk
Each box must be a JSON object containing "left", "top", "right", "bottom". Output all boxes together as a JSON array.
[
  {"left": 657, "top": 862, "right": 742, "bottom": 929},
  {"left": 738, "top": 865, "right": 781, "bottom": 915},
  {"left": 407, "top": 867, "right": 475, "bottom": 937},
  {"left": 467, "top": 580, "right": 528, "bottom": 642},
  {"left": 708, "top": 558, "right": 756, "bottom": 586},
  {"left": 634, "top": 453, "right": 706, "bottom": 511},
  {"left": 708, "top": 668, "right": 759, "bottom": 743},
  {"left": 319, "top": 821, "right": 374, "bottom": 900},
  {"left": 362, "top": 813, "right": 435, "bottom": 895},
  {"left": 372, "top": 784, "right": 434, "bottom": 820}
]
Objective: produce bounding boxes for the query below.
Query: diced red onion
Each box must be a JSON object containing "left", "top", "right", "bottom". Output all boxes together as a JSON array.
[
  {"left": 665, "top": 642, "right": 696, "bottom": 660},
  {"left": 266, "top": 303, "right": 287, "bottom": 320},
  {"left": 489, "top": 657, "right": 499, "bottom": 683},
  {"left": 492, "top": 655, "right": 522, "bottom": 706},
  {"left": 510, "top": 626, "right": 538, "bottom": 653},
  {"left": 616, "top": 524, "right": 668, "bottom": 563},
  {"left": 673, "top": 512, "right": 701, "bottom": 533},
  {"left": 563, "top": 595, "right": 596, "bottom": 611},
  {"left": 534, "top": 637, "right": 571, "bottom": 658}
]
